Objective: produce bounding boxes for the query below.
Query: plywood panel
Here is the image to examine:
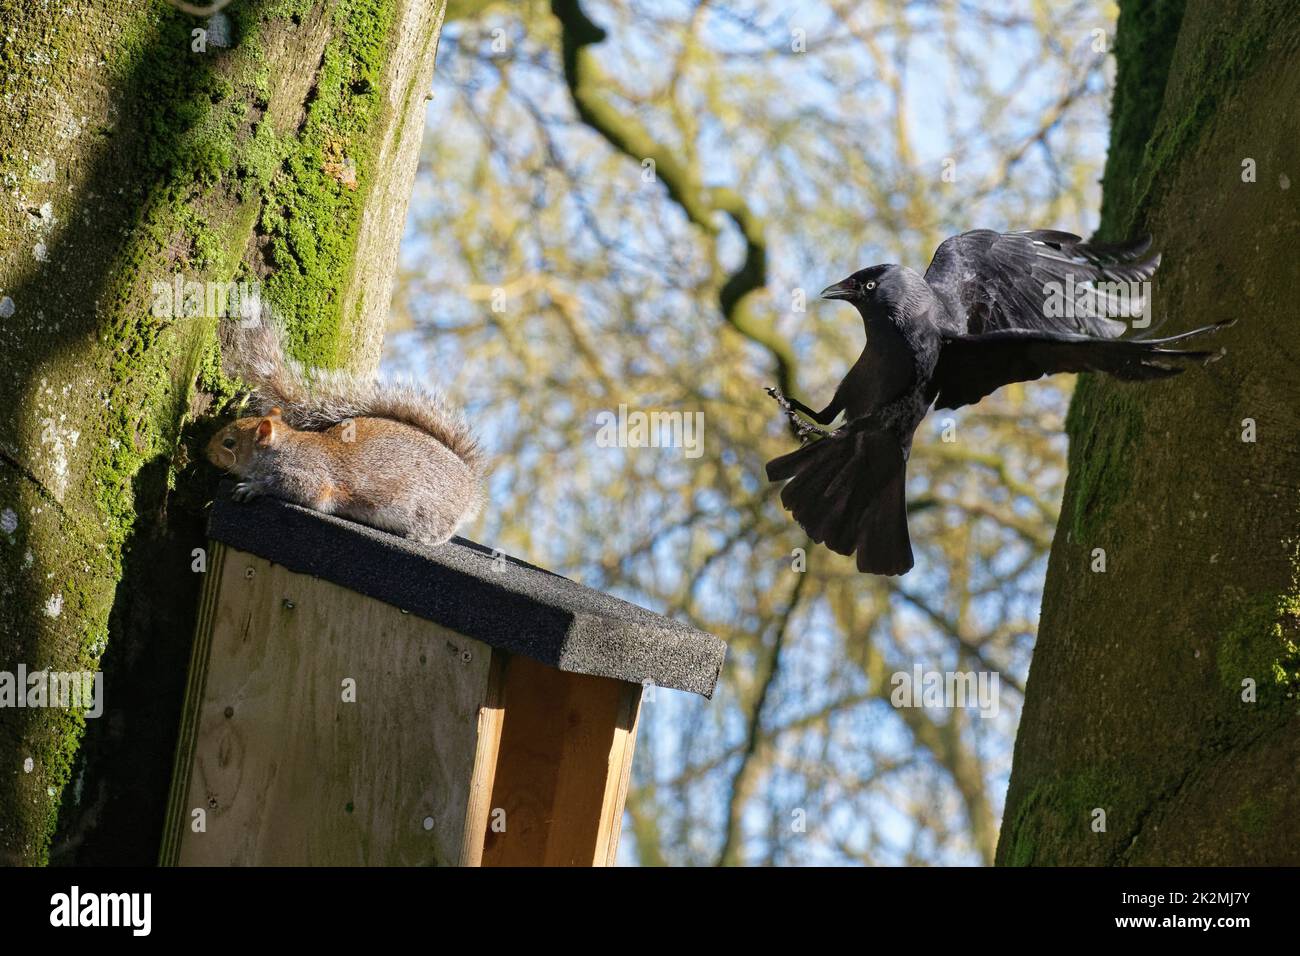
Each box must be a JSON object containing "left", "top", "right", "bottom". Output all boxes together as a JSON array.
[
  {"left": 480, "top": 656, "right": 642, "bottom": 866},
  {"left": 165, "top": 546, "right": 493, "bottom": 866}
]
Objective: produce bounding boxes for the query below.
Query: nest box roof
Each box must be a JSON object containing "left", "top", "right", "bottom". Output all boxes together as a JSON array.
[{"left": 208, "top": 486, "right": 725, "bottom": 698}]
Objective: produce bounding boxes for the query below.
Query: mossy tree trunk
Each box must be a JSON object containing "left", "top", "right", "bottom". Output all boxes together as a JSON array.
[
  {"left": 998, "top": 0, "right": 1300, "bottom": 865},
  {"left": 0, "top": 0, "right": 446, "bottom": 865}
]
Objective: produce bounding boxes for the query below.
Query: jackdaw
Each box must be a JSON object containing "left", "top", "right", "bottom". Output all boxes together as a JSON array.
[{"left": 766, "top": 229, "right": 1231, "bottom": 575}]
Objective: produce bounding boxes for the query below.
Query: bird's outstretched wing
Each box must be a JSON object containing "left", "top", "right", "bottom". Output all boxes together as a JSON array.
[
  {"left": 923, "top": 229, "right": 1160, "bottom": 337},
  {"left": 930, "top": 320, "right": 1234, "bottom": 410}
]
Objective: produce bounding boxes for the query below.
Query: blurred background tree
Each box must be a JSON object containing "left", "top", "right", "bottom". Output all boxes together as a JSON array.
[{"left": 392, "top": 0, "right": 1118, "bottom": 865}]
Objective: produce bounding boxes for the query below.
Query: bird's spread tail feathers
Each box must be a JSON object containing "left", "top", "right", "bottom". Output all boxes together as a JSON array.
[
  {"left": 767, "top": 423, "right": 913, "bottom": 575},
  {"left": 221, "top": 320, "right": 487, "bottom": 476}
]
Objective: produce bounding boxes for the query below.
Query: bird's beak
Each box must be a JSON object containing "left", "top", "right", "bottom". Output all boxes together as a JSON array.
[{"left": 820, "top": 280, "right": 856, "bottom": 301}]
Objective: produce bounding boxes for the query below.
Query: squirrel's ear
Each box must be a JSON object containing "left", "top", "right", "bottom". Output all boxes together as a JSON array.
[
  {"left": 267, "top": 406, "right": 282, "bottom": 418},
  {"left": 255, "top": 417, "right": 276, "bottom": 447}
]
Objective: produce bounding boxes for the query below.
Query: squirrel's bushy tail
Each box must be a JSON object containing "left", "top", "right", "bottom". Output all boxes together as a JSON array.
[{"left": 222, "top": 320, "right": 487, "bottom": 476}]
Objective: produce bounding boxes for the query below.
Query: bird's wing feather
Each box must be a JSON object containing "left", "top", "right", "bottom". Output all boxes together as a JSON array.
[
  {"left": 931, "top": 321, "right": 1233, "bottom": 410},
  {"left": 923, "top": 229, "right": 1160, "bottom": 337}
]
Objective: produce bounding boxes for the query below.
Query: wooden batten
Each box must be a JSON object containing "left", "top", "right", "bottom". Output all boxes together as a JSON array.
[
  {"left": 456, "top": 652, "right": 506, "bottom": 866},
  {"left": 475, "top": 655, "right": 642, "bottom": 867}
]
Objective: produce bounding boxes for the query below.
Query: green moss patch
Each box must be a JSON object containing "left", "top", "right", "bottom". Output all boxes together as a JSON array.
[
  {"left": 1064, "top": 377, "right": 1144, "bottom": 542},
  {"left": 1001, "top": 764, "right": 1148, "bottom": 866},
  {"left": 1218, "top": 592, "right": 1300, "bottom": 703}
]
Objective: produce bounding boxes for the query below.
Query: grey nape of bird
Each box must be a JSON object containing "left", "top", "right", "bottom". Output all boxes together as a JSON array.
[{"left": 765, "top": 228, "right": 1234, "bottom": 577}]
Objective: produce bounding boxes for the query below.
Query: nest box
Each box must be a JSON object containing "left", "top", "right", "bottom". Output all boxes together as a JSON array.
[{"left": 161, "top": 487, "right": 724, "bottom": 867}]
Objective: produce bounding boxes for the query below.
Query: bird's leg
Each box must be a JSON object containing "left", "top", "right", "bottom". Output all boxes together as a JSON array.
[
  {"left": 791, "top": 417, "right": 831, "bottom": 443},
  {"left": 765, "top": 387, "right": 832, "bottom": 441},
  {"left": 765, "top": 386, "right": 816, "bottom": 418}
]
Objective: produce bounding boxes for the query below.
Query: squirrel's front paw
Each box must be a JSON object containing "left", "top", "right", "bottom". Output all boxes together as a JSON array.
[{"left": 232, "top": 482, "right": 262, "bottom": 502}]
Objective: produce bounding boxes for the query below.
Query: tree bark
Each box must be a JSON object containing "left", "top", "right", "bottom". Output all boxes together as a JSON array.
[
  {"left": 0, "top": 0, "right": 445, "bottom": 865},
  {"left": 998, "top": 0, "right": 1300, "bottom": 865}
]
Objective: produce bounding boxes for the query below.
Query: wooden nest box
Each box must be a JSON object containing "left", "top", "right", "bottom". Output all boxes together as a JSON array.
[{"left": 161, "top": 487, "right": 724, "bottom": 867}]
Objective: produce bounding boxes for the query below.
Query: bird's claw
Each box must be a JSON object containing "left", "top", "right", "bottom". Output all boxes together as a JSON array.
[
  {"left": 766, "top": 384, "right": 829, "bottom": 442},
  {"left": 767, "top": 386, "right": 803, "bottom": 421},
  {"left": 765, "top": 386, "right": 792, "bottom": 412}
]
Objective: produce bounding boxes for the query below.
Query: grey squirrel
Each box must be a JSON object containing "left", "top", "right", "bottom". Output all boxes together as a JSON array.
[{"left": 205, "top": 320, "right": 486, "bottom": 545}]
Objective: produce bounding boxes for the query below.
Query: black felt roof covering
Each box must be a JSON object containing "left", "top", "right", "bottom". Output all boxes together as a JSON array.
[{"left": 207, "top": 485, "right": 725, "bottom": 698}]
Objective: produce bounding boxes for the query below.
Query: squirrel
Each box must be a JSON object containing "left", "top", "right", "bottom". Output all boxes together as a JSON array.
[{"left": 205, "top": 320, "right": 486, "bottom": 545}]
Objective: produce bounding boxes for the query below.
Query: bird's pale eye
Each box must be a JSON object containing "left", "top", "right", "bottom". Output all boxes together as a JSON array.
[{"left": 864, "top": 281, "right": 876, "bottom": 291}]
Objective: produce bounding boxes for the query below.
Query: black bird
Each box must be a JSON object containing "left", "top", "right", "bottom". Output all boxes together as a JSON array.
[{"left": 765, "top": 229, "right": 1232, "bottom": 575}]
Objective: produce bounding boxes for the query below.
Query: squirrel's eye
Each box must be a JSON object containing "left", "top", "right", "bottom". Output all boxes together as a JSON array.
[
  {"left": 222, "top": 437, "right": 237, "bottom": 449},
  {"left": 864, "top": 281, "right": 876, "bottom": 291}
]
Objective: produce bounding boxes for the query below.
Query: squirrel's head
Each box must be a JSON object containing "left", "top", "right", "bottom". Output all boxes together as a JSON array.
[{"left": 205, "top": 408, "right": 283, "bottom": 474}]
